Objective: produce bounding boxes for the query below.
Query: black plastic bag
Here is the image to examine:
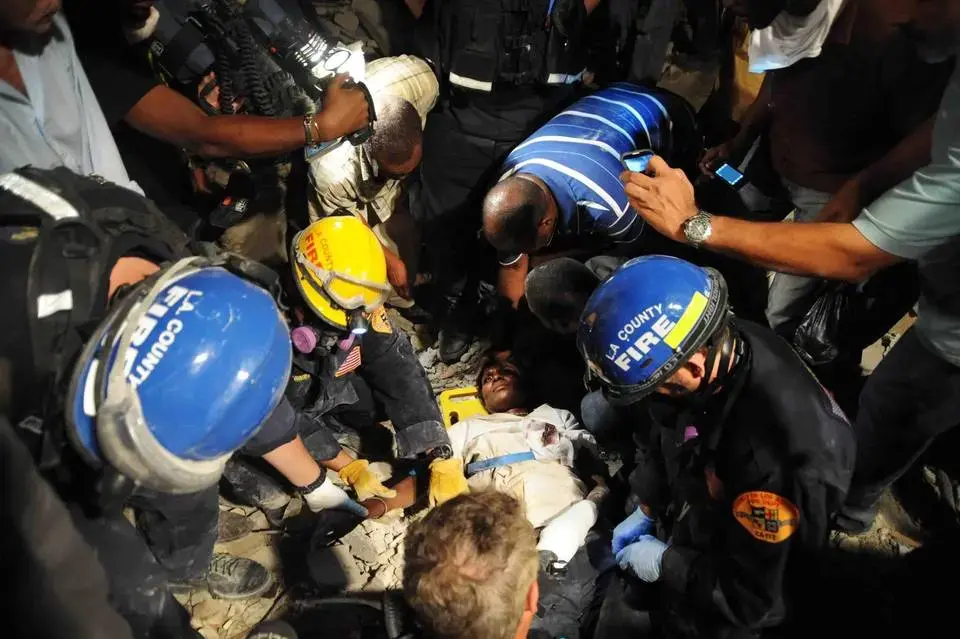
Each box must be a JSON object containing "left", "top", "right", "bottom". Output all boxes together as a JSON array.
[{"left": 793, "top": 282, "right": 855, "bottom": 366}]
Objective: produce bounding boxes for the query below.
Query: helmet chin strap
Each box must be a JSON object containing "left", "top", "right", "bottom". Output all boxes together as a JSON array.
[{"left": 685, "top": 325, "right": 740, "bottom": 406}]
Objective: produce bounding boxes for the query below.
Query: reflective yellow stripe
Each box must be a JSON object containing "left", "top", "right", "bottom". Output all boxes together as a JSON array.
[{"left": 664, "top": 291, "right": 709, "bottom": 349}]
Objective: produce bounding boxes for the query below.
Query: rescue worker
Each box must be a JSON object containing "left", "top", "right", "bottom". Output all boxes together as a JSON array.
[
  {"left": 413, "top": 0, "right": 597, "bottom": 363},
  {"left": 0, "top": 167, "right": 363, "bottom": 638},
  {"left": 482, "top": 83, "right": 699, "bottom": 306},
  {"left": 226, "top": 215, "right": 468, "bottom": 513},
  {"left": 576, "top": 256, "right": 855, "bottom": 637}
]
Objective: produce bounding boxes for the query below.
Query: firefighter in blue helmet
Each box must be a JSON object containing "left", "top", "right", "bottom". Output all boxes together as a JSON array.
[
  {"left": 0, "top": 167, "right": 357, "bottom": 639},
  {"left": 577, "top": 256, "right": 856, "bottom": 638}
]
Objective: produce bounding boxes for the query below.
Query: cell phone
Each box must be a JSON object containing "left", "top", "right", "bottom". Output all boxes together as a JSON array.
[
  {"left": 714, "top": 163, "right": 746, "bottom": 190},
  {"left": 621, "top": 149, "right": 655, "bottom": 173}
]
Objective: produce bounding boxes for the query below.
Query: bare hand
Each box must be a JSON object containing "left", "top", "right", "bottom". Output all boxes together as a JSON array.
[
  {"left": 814, "top": 178, "right": 864, "bottom": 224},
  {"left": 315, "top": 74, "right": 371, "bottom": 141},
  {"left": 699, "top": 140, "right": 734, "bottom": 177},
  {"left": 621, "top": 156, "right": 698, "bottom": 244},
  {"left": 384, "top": 249, "right": 411, "bottom": 299}
]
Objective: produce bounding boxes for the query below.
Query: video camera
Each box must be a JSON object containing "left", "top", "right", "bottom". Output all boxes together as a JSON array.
[{"left": 145, "top": 0, "right": 368, "bottom": 121}]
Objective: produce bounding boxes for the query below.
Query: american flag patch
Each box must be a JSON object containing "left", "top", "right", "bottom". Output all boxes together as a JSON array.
[{"left": 334, "top": 346, "right": 362, "bottom": 377}]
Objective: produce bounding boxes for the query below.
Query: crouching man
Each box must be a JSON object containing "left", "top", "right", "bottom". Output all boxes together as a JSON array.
[{"left": 577, "top": 255, "right": 856, "bottom": 637}]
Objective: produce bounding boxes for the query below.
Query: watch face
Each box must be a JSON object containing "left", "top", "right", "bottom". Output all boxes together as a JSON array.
[{"left": 686, "top": 215, "right": 709, "bottom": 242}]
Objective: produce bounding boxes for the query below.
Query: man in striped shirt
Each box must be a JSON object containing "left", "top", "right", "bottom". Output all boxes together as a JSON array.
[{"left": 482, "top": 83, "right": 695, "bottom": 305}]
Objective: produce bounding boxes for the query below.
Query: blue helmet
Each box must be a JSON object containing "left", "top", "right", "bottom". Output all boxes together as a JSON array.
[
  {"left": 66, "top": 256, "right": 292, "bottom": 493},
  {"left": 577, "top": 255, "right": 729, "bottom": 405}
]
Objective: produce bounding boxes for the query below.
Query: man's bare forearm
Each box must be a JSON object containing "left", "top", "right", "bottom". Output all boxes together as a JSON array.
[
  {"left": 734, "top": 73, "right": 774, "bottom": 146},
  {"left": 127, "top": 85, "right": 317, "bottom": 159},
  {"left": 201, "top": 115, "right": 308, "bottom": 158},
  {"left": 706, "top": 216, "right": 896, "bottom": 282},
  {"left": 261, "top": 436, "right": 323, "bottom": 488}
]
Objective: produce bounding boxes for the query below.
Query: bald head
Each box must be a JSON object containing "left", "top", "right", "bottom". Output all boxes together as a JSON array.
[
  {"left": 483, "top": 176, "right": 552, "bottom": 256},
  {"left": 365, "top": 95, "right": 423, "bottom": 177}
]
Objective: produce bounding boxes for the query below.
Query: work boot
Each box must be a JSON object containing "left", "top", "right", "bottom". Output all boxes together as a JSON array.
[
  {"left": 833, "top": 503, "right": 878, "bottom": 535},
  {"left": 439, "top": 292, "right": 475, "bottom": 364},
  {"left": 218, "top": 510, "right": 255, "bottom": 543},
  {"left": 247, "top": 620, "right": 298, "bottom": 639},
  {"left": 205, "top": 553, "right": 273, "bottom": 600}
]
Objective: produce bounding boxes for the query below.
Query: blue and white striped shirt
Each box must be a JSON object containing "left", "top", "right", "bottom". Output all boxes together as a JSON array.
[{"left": 498, "top": 83, "right": 673, "bottom": 265}]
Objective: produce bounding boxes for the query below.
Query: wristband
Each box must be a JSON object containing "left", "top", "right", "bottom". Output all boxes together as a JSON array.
[
  {"left": 303, "top": 114, "right": 317, "bottom": 147},
  {"left": 296, "top": 467, "right": 328, "bottom": 495}
]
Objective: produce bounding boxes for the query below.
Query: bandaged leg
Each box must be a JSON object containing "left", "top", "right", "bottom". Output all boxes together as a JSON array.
[{"left": 537, "top": 499, "right": 599, "bottom": 563}]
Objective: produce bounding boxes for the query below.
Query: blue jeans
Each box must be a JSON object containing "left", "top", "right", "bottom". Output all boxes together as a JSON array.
[
  {"left": 732, "top": 143, "right": 833, "bottom": 337},
  {"left": 763, "top": 179, "right": 833, "bottom": 337}
]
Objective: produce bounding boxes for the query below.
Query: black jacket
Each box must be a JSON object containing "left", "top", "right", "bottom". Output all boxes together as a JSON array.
[
  {"left": 630, "top": 320, "right": 856, "bottom": 636},
  {"left": 1, "top": 418, "right": 134, "bottom": 639}
]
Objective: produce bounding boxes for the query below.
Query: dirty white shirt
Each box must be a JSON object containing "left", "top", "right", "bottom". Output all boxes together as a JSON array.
[
  {"left": 308, "top": 55, "right": 438, "bottom": 253},
  {"left": 447, "top": 404, "right": 597, "bottom": 528}
]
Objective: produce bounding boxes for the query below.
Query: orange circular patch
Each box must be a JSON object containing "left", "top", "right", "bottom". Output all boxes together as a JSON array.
[{"left": 732, "top": 491, "right": 800, "bottom": 544}]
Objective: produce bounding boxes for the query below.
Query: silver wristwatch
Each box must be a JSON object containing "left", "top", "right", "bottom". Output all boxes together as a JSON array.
[{"left": 682, "top": 210, "right": 713, "bottom": 248}]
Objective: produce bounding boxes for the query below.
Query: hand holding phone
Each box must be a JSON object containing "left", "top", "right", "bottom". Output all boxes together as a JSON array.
[
  {"left": 621, "top": 149, "right": 655, "bottom": 174},
  {"left": 714, "top": 163, "right": 746, "bottom": 190}
]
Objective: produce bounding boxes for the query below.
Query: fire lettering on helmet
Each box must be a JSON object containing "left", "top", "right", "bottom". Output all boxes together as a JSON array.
[
  {"left": 610, "top": 313, "right": 677, "bottom": 373},
  {"left": 303, "top": 233, "right": 319, "bottom": 263}
]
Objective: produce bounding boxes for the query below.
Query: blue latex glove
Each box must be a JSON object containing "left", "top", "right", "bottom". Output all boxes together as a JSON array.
[
  {"left": 612, "top": 507, "right": 656, "bottom": 555},
  {"left": 616, "top": 535, "right": 668, "bottom": 583}
]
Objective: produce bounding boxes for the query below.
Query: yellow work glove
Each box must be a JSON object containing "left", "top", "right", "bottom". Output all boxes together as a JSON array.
[
  {"left": 338, "top": 459, "right": 398, "bottom": 502},
  {"left": 428, "top": 457, "right": 469, "bottom": 507}
]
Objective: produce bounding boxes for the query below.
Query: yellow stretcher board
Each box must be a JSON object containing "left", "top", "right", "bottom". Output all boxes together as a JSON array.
[{"left": 438, "top": 386, "right": 488, "bottom": 428}]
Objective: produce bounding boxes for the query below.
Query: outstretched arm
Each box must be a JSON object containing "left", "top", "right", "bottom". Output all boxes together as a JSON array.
[
  {"left": 125, "top": 76, "right": 370, "bottom": 159},
  {"left": 620, "top": 157, "right": 902, "bottom": 282}
]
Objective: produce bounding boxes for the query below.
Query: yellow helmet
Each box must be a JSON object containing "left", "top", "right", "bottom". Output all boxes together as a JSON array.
[{"left": 291, "top": 216, "right": 390, "bottom": 331}]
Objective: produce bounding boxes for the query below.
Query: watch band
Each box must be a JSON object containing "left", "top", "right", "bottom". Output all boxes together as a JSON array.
[{"left": 303, "top": 114, "right": 317, "bottom": 147}]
